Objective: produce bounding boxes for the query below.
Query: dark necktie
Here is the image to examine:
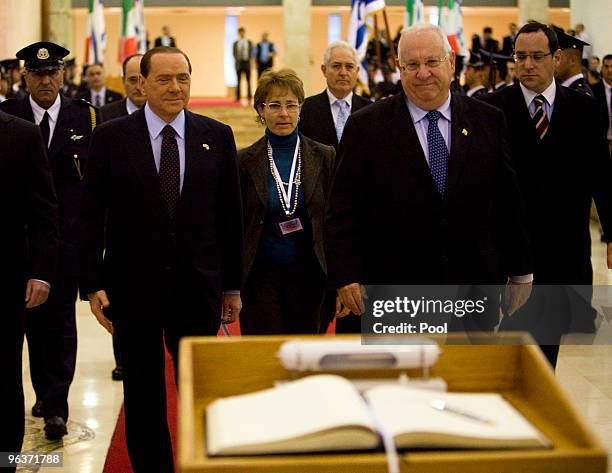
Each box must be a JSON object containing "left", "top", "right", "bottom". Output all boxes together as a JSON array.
[
  {"left": 159, "top": 125, "right": 180, "bottom": 218},
  {"left": 426, "top": 111, "right": 449, "bottom": 198},
  {"left": 39, "top": 111, "right": 50, "bottom": 148},
  {"left": 94, "top": 94, "right": 101, "bottom": 108},
  {"left": 532, "top": 94, "right": 549, "bottom": 140}
]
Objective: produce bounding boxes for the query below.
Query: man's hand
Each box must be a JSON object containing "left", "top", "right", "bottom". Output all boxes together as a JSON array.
[
  {"left": 221, "top": 293, "right": 242, "bottom": 324},
  {"left": 25, "top": 280, "right": 50, "bottom": 309},
  {"left": 504, "top": 281, "right": 533, "bottom": 317},
  {"left": 337, "top": 283, "right": 366, "bottom": 315},
  {"left": 88, "top": 290, "right": 113, "bottom": 334},
  {"left": 335, "top": 295, "right": 351, "bottom": 318},
  {"left": 607, "top": 242, "right": 612, "bottom": 270}
]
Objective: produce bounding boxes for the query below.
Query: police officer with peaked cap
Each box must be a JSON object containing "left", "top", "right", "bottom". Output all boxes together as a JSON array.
[
  {"left": 552, "top": 25, "right": 594, "bottom": 97},
  {"left": 0, "top": 41, "right": 99, "bottom": 440}
]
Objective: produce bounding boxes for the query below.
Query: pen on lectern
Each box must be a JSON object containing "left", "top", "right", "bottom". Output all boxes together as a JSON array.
[{"left": 430, "top": 399, "right": 496, "bottom": 425}]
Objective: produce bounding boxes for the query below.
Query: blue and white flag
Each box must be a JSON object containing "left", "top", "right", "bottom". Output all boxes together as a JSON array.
[
  {"left": 348, "top": 0, "right": 386, "bottom": 94},
  {"left": 86, "top": 0, "right": 106, "bottom": 64}
]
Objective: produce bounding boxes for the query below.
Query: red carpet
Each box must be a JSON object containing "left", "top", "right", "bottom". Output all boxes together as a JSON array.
[{"left": 102, "top": 319, "right": 335, "bottom": 472}]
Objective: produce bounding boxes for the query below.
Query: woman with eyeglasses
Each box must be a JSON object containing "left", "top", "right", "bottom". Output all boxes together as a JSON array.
[{"left": 238, "top": 69, "right": 336, "bottom": 335}]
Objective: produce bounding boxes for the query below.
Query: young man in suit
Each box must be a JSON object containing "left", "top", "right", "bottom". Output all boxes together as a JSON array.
[
  {"left": 0, "top": 110, "right": 58, "bottom": 473},
  {"left": 592, "top": 54, "right": 612, "bottom": 149},
  {"left": 100, "top": 54, "right": 146, "bottom": 123},
  {"left": 254, "top": 32, "right": 276, "bottom": 79},
  {"left": 482, "top": 22, "right": 612, "bottom": 368},
  {"left": 154, "top": 25, "right": 176, "bottom": 48},
  {"left": 75, "top": 63, "right": 123, "bottom": 107},
  {"left": 326, "top": 25, "right": 532, "bottom": 333},
  {"left": 299, "top": 41, "right": 371, "bottom": 151},
  {"left": 80, "top": 46, "right": 243, "bottom": 473},
  {"left": 0, "top": 41, "right": 98, "bottom": 440},
  {"left": 233, "top": 27, "right": 253, "bottom": 101}
]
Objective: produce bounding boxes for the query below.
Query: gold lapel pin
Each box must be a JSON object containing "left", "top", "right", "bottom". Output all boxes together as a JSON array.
[
  {"left": 462, "top": 128, "right": 468, "bottom": 136},
  {"left": 202, "top": 143, "right": 210, "bottom": 150}
]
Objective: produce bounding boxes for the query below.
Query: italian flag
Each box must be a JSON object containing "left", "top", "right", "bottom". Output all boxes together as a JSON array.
[
  {"left": 444, "top": 0, "right": 467, "bottom": 56},
  {"left": 119, "top": 0, "right": 146, "bottom": 63}
]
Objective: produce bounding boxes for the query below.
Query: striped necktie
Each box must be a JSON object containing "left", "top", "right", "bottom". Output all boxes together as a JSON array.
[{"left": 532, "top": 94, "right": 549, "bottom": 140}]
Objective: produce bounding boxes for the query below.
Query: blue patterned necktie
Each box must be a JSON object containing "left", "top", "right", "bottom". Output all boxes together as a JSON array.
[
  {"left": 335, "top": 99, "right": 350, "bottom": 142},
  {"left": 426, "top": 111, "right": 449, "bottom": 198}
]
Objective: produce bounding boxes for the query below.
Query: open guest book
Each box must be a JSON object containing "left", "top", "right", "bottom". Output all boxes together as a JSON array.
[{"left": 205, "top": 374, "right": 551, "bottom": 456}]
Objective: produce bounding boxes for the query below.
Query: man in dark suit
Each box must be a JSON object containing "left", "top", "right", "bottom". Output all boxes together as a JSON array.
[
  {"left": 463, "top": 51, "right": 487, "bottom": 98},
  {"left": 0, "top": 41, "right": 98, "bottom": 440},
  {"left": 592, "top": 54, "right": 612, "bottom": 148},
  {"left": 100, "top": 54, "right": 146, "bottom": 123},
  {"left": 80, "top": 46, "right": 243, "bottom": 473},
  {"left": 299, "top": 40, "right": 371, "bottom": 151},
  {"left": 254, "top": 32, "right": 276, "bottom": 79},
  {"left": 99, "top": 53, "right": 145, "bottom": 382},
  {"left": 326, "top": 24, "right": 532, "bottom": 331},
  {"left": 75, "top": 63, "right": 123, "bottom": 107},
  {"left": 502, "top": 22, "right": 518, "bottom": 56},
  {"left": 482, "top": 22, "right": 612, "bottom": 368},
  {"left": 154, "top": 25, "right": 176, "bottom": 47},
  {"left": 553, "top": 26, "right": 594, "bottom": 97},
  {"left": 0, "top": 110, "right": 58, "bottom": 473},
  {"left": 233, "top": 27, "right": 253, "bottom": 101}
]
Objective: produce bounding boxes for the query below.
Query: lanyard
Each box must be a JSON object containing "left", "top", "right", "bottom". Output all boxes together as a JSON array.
[{"left": 267, "top": 137, "right": 300, "bottom": 215}]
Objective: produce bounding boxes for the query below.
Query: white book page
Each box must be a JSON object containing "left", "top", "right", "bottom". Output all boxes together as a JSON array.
[
  {"left": 207, "top": 374, "right": 376, "bottom": 454},
  {"left": 364, "top": 385, "right": 549, "bottom": 446}
]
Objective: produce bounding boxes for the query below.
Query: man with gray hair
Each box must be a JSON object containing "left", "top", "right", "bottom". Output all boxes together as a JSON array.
[
  {"left": 299, "top": 40, "right": 371, "bottom": 151},
  {"left": 326, "top": 24, "right": 533, "bottom": 333}
]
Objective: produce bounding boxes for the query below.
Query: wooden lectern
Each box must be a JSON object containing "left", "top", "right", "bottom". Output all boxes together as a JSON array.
[{"left": 178, "top": 334, "right": 607, "bottom": 473}]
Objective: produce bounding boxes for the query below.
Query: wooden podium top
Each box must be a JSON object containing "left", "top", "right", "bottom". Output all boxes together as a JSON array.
[{"left": 178, "top": 334, "right": 607, "bottom": 473}]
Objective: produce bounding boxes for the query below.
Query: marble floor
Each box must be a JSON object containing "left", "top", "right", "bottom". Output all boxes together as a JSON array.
[{"left": 17, "top": 104, "right": 612, "bottom": 472}]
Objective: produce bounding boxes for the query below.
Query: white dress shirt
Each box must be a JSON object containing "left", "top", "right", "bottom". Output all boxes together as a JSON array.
[
  {"left": 603, "top": 80, "right": 612, "bottom": 141},
  {"left": 90, "top": 86, "right": 107, "bottom": 107},
  {"left": 466, "top": 85, "right": 486, "bottom": 97},
  {"left": 144, "top": 103, "right": 186, "bottom": 191},
  {"left": 29, "top": 93, "right": 61, "bottom": 148},
  {"left": 126, "top": 97, "right": 140, "bottom": 115},
  {"left": 520, "top": 80, "right": 556, "bottom": 121},
  {"left": 326, "top": 89, "right": 353, "bottom": 126},
  {"left": 561, "top": 73, "right": 585, "bottom": 89}
]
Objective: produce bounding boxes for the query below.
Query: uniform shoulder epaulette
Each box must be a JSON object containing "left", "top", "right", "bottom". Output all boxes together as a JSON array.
[
  {"left": 0, "top": 97, "right": 18, "bottom": 108},
  {"left": 74, "top": 98, "right": 98, "bottom": 130}
]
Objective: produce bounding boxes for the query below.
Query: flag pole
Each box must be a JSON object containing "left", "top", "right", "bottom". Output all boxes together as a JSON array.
[{"left": 381, "top": 8, "right": 396, "bottom": 62}]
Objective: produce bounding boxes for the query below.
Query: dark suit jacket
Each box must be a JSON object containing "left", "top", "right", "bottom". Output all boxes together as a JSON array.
[
  {"left": 75, "top": 88, "right": 123, "bottom": 106},
  {"left": 299, "top": 90, "right": 371, "bottom": 150},
  {"left": 0, "top": 110, "right": 59, "bottom": 293},
  {"left": 154, "top": 36, "right": 176, "bottom": 47},
  {"left": 564, "top": 77, "right": 594, "bottom": 97},
  {"left": 100, "top": 98, "right": 129, "bottom": 122},
  {"left": 79, "top": 108, "right": 243, "bottom": 326},
  {"left": 238, "top": 134, "right": 335, "bottom": 286},
  {"left": 233, "top": 39, "right": 253, "bottom": 69},
  {"left": 592, "top": 81, "right": 610, "bottom": 137},
  {"left": 325, "top": 92, "right": 531, "bottom": 288},
  {"left": 502, "top": 35, "right": 515, "bottom": 55},
  {"left": 0, "top": 95, "right": 98, "bottom": 276},
  {"left": 482, "top": 84, "right": 612, "bottom": 284}
]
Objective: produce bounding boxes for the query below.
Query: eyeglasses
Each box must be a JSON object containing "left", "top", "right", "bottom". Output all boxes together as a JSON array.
[
  {"left": 399, "top": 56, "right": 448, "bottom": 72},
  {"left": 262, "top": 102, "right": 300, "bottom": 114},
  {"left": 513, "top": 52, "right": 552, "bottom": 63}
]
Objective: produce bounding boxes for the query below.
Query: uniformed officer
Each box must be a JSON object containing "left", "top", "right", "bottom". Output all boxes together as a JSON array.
[
  {"left": 0, "top": 41, "right": 98, "bottom": 440},
  {"left": 463, "top": 50, "right": 488, "bottom": 98},
  {"left": 0, "top": 58, "right": 27, "bottom": 99},
  {"left": 480, "top": 49, "right": 513, "bottom": 92},
  {"left": 552, "top": 25, "right": 594, "bottom": 97}
]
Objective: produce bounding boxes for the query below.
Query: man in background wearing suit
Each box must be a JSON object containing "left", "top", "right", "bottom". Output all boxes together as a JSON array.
[
  {"left": 233, "top": 27, "right": 253, "bottom": 102},
  {"left": 254, "top": 32, "right": 276, "bottom": 79},
  {"left": 0, "top": 110, "right": 58, "bottom": 473},
  {"left": 326, "top": 24, "right": 532, "bottom": 331},
  {"left": 502, "top": 22, "right": 518, "bottom": 56},
  {"left": 100, "top": 54, "right": 146, "bottom": 123},
  {"left": 75, "top": 63, "right": 123, "bottom": 107},
  {"left": 592, "top": 54, "right": 612, "bottom": 150},
  {"left": 154, "top": 25, "right": 176, "bottom": 48},
  {"left": 80, "top": 46, "right": 243, "bottom": 473},
  {"left": 0, "top": 41, "right": 98, "bottom": 440},
  {"left": 299, "top": 41, "right": 371, "bottom": 151},
  {"left": 482, "top": 22, "right": 612, "bottom": 368}
]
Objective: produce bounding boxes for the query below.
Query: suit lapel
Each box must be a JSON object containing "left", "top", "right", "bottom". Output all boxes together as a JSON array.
[
  {"left": 317, "top": 91, "right": 338, "bottom": 148},
  {"left": 543, "top": 84, "right": 565, "bottom": 143},
  {"left": 388, "top": 94, "right": 440, "bottom": 199},
  {"left": 242, "top": 136, "right": 269, "bottom": 207},
  {"left": 447, "top": 94, "right": 472, "bottom": 198},
  {"left": 300, "top": 134, "right": 323, "bottom": 205},
  {"left": 123, "top": 109, "right": 166, "bottom": 213}
]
